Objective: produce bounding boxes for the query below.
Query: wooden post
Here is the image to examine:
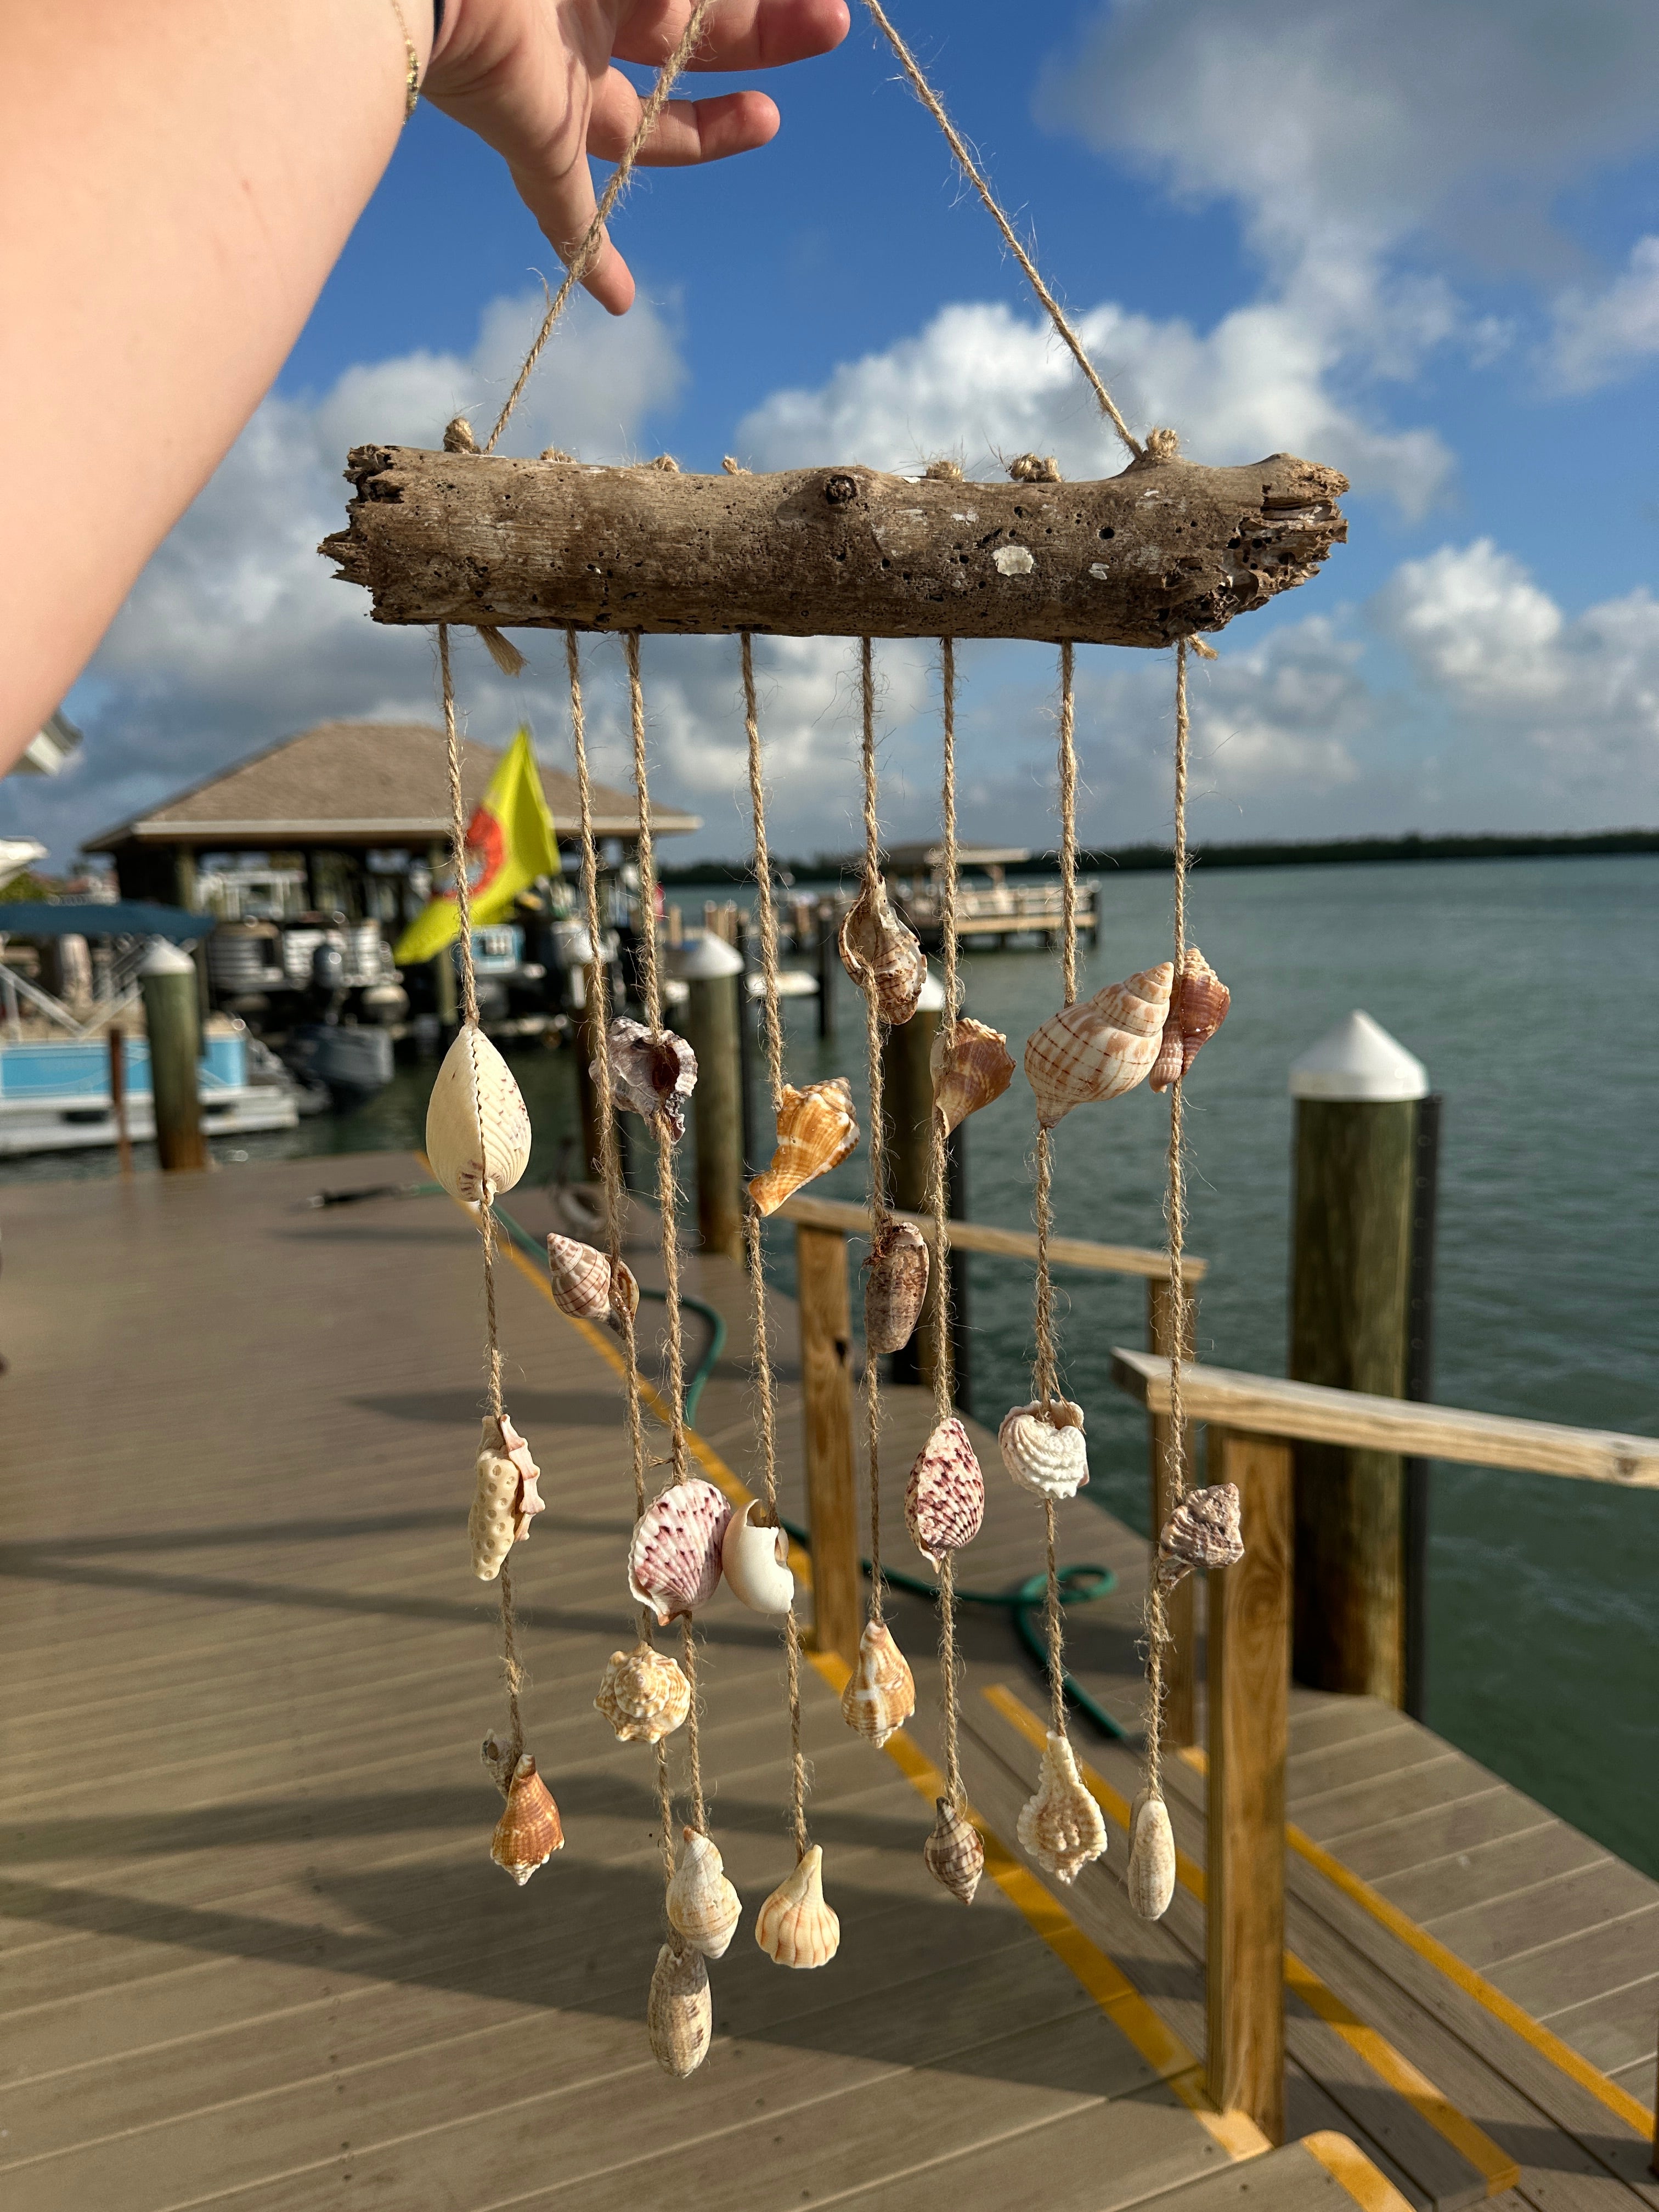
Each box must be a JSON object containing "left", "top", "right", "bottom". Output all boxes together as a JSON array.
[
  {"left": 575, "top": 979, "right": 604, "bottom": 1182},
  {"left": 108, "top": 1027, "right": 133, "bottom": 1176},
  {"left": 1147, "top": 1278, "right": 1199, "bottom": 1747},
  {"left": 815, "top": 899, "right": 836, "bottom": 1041},
  {"left": 794, "top": 1222, "right": 861, "bottom": 1665},
  {"left": 1288, "top": 1013, "right": 1428, "bottom": 1702},
  {"left": 1403, "top": 1092, "right": 1441, "bottom": 1722},
  {"left": 1205, "top": 1425, "right": 1292, "bottom": 2145},
  {"left": 138, "top": 943, "right": 208, "bottom": 1173},
  {"left": 883, "top": 981, "right": 940, "bottom": 1391},
  {"left": 677, "top": 935, "right": 745, "bottom": 1261}
]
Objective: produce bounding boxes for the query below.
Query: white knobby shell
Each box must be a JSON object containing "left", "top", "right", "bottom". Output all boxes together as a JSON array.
[
  {"left": 1017, "top": 1730, "right": 1107, "bottom": 1885},
  {"left": 647, "top": 1938, "right": 711, "bottom": 2077},
  {"left": 627, "top": 1479, "right": 732, "bottom": 1624},
  {"left": 720, "top": 1502, "right": 794, "bottom": 1615},
  {"left": 594, "top": 1642, "right": 690, "bottom": 1743},
  {"left": 1127, "top": 1789, "right": 1177, "bottom": 1922},
  {"left": 426, "top": 1026, "right": 532, "bottom": 1201},
  {"left": 754, "top": 1844, "right": 839, "bottom": 1969},
  {"left": 998, "top": 1398, "right": 1089, "bottom": 1501},
  {"left": 1156, "top": 1482, "right": 1244, "bottom": 1588},
  {"left": 667, "top": 1827, "right": 743, "bottom": 1959},
  {"left": 839, "top": 1617, "right": 916, "bottom": 1748}
]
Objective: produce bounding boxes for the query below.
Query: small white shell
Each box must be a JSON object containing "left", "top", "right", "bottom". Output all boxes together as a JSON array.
[
  {"left": 839, "top": 1618, "right": 916, "bottom": 1748},
  {"left": 666, "top": 1827, "right": 742, "bottom": 1959},
  {"left": 997, "top": 1399, "right": 1088, "bottom": 1501},
  {"left": 754, "top": 1844, "right": 839, "bottom": 1969},
  {"left": 1127, "top": 1789, "right": 1177, "bottom": 1922},
  {"left": 1017, "top": 1730, "right": 1107, "bottom": 1885},
  {"left": 627, "top": 1479, "right": 732, "bottom": 1624},
  {"left": 647, "top": 1938, "right": 711, "bottom": 2077},
  {"left": 719, "top": 1502, "right": 794, "bottom": 1615},
  {"left": 426, "top": 1026, "right": 531, "bottom": 1201}
]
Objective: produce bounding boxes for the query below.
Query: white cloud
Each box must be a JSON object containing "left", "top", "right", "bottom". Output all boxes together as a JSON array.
[{"left": 1548, "top": 236, "right": 1659, "bottom": 392}]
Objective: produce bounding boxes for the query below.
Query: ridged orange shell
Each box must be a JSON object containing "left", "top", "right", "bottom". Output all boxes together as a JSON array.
[
  {"left": 425, "top": 1027, "right": 531, "bottom": 1201},
  {"left": 931, "top": 1017, "right": 1015, "bottom": 1135},
  {"left": 838, "top": 878, "right": 926, "bottom": 1025},
  {"left": 864, "top": 1219, "right": 929, "bottom": 1355},
  {"left": 747, "top": 1077, "right": 859, "bottom": 1216},
  {"left": 1023, "top": 963, "right": 1173, "bottom": 1128},
  {"left": 1149, "top": 946, "right": 1231, "bottom": 1093},
  {"left": 490, "top": 1753, "right": 563, "bottom": 1885},
  {"left": 545, "top": 1234, "right": 639, "bottom": 1333}
]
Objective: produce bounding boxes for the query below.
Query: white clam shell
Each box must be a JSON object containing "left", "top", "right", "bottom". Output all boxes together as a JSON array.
[
  {"left": 754, "top": 1844, "right": 839, "bottom": 1969},
  {"left": 647, "top": 1938, "right": 711, "bottom": 2077},
  {"left": 1017, "top": 1730, "right": 1107, "bottom": 1885},
  {"left": 720, "top": 1502, "right": 795, "bottom": 1615},
  {"left": 667, "top": 1827, "right": 743, "bottom": 1959},
  {"left": 998, "top": 1398, "right": 1088, "bottom": 1501},
  {"left": 627, "top": 1479, "right": 732, "bottom": 1624},
  {"left": 425, "top": 1026, "right": 531, "bottom": 1201},
  {"left": 1127, "top": 1789, "right": 1177, "bottom": 1922}
]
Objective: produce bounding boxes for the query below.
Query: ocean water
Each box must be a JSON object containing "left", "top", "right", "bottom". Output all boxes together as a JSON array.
[{"left": 9, "top": 856, "right": 1655, "bottom": 1874}]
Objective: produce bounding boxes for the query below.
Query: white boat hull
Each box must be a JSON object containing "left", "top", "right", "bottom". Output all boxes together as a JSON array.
[{"left": 0, "top": 1086, "right": 297, "bottom": 1156}]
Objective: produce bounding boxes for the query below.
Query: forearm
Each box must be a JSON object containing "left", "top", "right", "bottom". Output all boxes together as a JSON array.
[{"left": 0, "top": 0, "right": 431, "bottom": 764}]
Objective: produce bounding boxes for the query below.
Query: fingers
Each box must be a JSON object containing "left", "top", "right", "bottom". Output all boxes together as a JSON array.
[
  {"left": 508, "top": 151, "right": 637, "bottom": 317},
  {"left": 614, "top": 0, "right": 851, "bottom": 73},
  {"left": 587, "top": 77, "right": 780, "bottom": 166}
]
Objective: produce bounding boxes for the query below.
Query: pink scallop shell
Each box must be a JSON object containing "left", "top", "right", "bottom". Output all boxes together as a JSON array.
[
  {"left": 904, "top": 1417, "right": 985, "bottom": 1566},
  {"left": 628, "top": 1480, "right": 733, "bottom": 1624}
]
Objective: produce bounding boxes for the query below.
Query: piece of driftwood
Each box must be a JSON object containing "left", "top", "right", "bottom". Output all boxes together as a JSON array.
[{"left": 321, "top": 447, "right": 1347, "bottom": 646}]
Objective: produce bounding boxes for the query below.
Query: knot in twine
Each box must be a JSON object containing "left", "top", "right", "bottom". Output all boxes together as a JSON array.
[{"left": 1009, "top": 453, "right": 1062, "bottom": 483}]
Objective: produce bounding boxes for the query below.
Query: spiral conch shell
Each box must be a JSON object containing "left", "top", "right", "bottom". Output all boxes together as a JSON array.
[
  {"left": 1127, "top": 1789, "right": 1177, "bottom": 1922},
  {"left": 754, "top": 1845, "right": 839, "bottom": 1968},
  {"left": 998, "top": 1398, "right": 1089, "bottom": 1502},
  {"left": 628, "top": 1479, "right": 732, "bottom": 1624},
  {"left": 904, "top": 1417, "right": 985, "bottom": 1566},
  {"left": 864, "top": 1218, "right": 929, "bottom": 1356},
  {"left": 1017, "top": 1731, "right": 1107, "bottom": 1884},
  {"left": 747, "top": 1077, "right": 859, "bottom": 1216},
  {"left": 720, "top": 1502, "right": 795, "bottom": 1615},
  {"left": 425, "top": 1026, "right": 531, "bottom": 1202},
  {"left": 546, "top": 1234, "right": 639, "bottom": 1334},
  {"left": 667, "top": 1826, "right": 743, "bottom": 1959},
  {"left": 489, "top": 1752, "right": 563, "bottom": 1885},
  {"left": 1150, "top": 946, "right": 1231, "bottom": 1092},
  {"left": 1023, "top": 963, "right": 1173, "bottom": 1129},
  {"left": 932, "top": 1017, "right": 1015, "bottom": 1135},
  {"left": 923, "top": 1798, "right": 985, "bottom": 1905},
  {"left": 1156, "top": 1482, "right": 1244, "bottom": 1588},
  {"left": 595, "top": 1641, "right": 690, "bottom": 1743},
  {"left": 839, "top": 1618, "right": 916, "bottom": 1748},
  {"left": 838, "top": 877, "right": 926, "bottom": 1025},
  {"left": 468, "top": 1413, "right": 543, "bottom": 1581},
  {"left": 602, "top": 1016, "right": 697, "bottom": 1141},
  {"left": 647, "top": 1937, "right": 711, "bottom": 2078}
]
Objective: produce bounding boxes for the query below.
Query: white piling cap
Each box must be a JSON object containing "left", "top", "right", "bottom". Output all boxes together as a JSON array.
[
  {"left": 1289, "top": 1011, "right": 1428, "bottom": 1102},
  {"left": 916, "top": 968, "right": 946, "bottom": 1013},
  {"left": 669, "top": 932, "right": 745, "bottom": 980},
  {"left": 137, "top": 940, "right": 198, "bottom": 977}
]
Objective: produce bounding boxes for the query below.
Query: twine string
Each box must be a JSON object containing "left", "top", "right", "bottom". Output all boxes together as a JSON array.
[
  {"left": 928, "top": 639, "right": 958, "bottom": 1427},
  {"left": 857, "top": 639, "right": 891, "bottom": 1621}
]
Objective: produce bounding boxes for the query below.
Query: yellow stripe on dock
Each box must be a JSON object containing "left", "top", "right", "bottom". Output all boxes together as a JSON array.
[{"left": 1302, "top": 2130, "right": 1418, "bottom": 2211}]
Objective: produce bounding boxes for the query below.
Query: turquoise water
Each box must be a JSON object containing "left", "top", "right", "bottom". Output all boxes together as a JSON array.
[{"left": 8, "top": 856, "right": 1655, "bottom": 1874}]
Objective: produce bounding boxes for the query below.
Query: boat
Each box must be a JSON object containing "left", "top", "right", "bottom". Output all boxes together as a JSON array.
[{"left": 0, "top": 1021, "right": 300, "bottom": 1156}]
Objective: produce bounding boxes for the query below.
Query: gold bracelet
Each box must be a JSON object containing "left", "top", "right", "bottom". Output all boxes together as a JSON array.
[{"left": 387, "top": 0, "right": 421, "bottom": 123}]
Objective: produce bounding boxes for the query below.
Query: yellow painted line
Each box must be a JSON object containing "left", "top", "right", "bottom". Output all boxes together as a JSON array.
[
  {"left": 1302, "top": 2130, "right": 1418, "bottom": 2212},
  {"left": 986, "top": 1683, "right": 1520, "bottom": 2196},
  {"left": 493, "top": 1220, "right": 1266, "bottom": 2161},
  {"left": 1177, "top": 1745, "right": 1652, "bottom": 2138}
]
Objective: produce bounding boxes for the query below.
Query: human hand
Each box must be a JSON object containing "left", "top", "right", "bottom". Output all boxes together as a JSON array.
[{"left": 425, "top": 1, "right": 851, "bottom": 315}]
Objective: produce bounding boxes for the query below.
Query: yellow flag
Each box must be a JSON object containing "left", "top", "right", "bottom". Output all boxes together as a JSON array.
[{"left": 396, "top": 727, "right": 558, "bottom": 964}]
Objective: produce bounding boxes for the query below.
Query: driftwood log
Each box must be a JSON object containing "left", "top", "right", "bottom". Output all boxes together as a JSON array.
[{"left": 321, "top": 447, "right": 1347, "bottom": 647}]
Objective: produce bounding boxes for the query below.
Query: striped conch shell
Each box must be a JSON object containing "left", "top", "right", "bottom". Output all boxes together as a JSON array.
[
  {"left": 425, "top": 1027, "right": 531, "bottom": 1201},
  {"left": 754, "top": 1845, "right": 839, "bottom": 1968},
  {"left": 904, "top": 1416, "right": 985, "bottom": 1566},
  {"left": 839, "top": 1617, "right": 916, "bottom": 1747},
  {"left": 864, "top": 1218, "right": 929, "bottom": 1356},
  {"left": 720, "top": 1502, "right": 794, "bottom": 1615},
  {"left": 647, "top": 1937, "right": 711, "bottom": 2078},
  {"left": 931, "top": 1016, "right": 1015, "bottom": 1135},
  {"left": 1017, "top": 1731, "right": 1107, "bottom": 1884},
  {"left": 667, "top": 1827, "right": 742, "bottom": 1959},
  {"left": 603, "top": 1016, "right": 697, "bottom": 1141},
  {"left": 747, "top": 1077, "right": 859, "bottom": 1216},
  {"left": 1150, "top": 946, "right": 1231, "bottom": 1092},
  {"left": 1127, "top": 1789, "right": 1177, "bottom": 1922},
  {"left": 998, "top": 1398, "right": 1088, "bottom": 1502},
  {"left": 838, "top": 877, "right": 926, "bottom": 1025},
  {"left": 489, "top": 1752, "right": 563, "bottom": 1886},
  {"left": 628, "top": 1479, "right": 732, "bottom": 1624},
  {"left": 1156, "top": 1482, "right": 1244, "bottom": 1588},
  {"left": 1023, "top": 963, "right": 1173, "bottom": 1128},
  {"left": 923, "top": 1798, "right": 984, "bottom": 1905},
  {"left": 546, "top": 1234, "right": 639, "bottom": 1334},
  {"left": 595, "top": 1641, "right": 690, "bottom": 1743},
  {"left": 467, "top": 1413, "right": 543, "bottom": 1581}
]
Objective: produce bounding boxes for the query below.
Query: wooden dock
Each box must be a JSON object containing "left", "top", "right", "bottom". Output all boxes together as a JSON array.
[{"left": 1, "top": 1153, "right": 1654, "bottom": 2210}]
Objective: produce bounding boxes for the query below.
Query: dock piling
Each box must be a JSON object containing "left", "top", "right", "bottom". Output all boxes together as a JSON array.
[
  {"left": 138, "top": 943, "right": 208, "bottom": 1173},
  {"left": 676, "top": 933, "right": 746, "bottom": 1261},
  {"left": 108, "top": 1026, "right": 133, "bottom": 1176},
  {"left": 793, "top": 1220, "right": 861, "bottom": 1664}
]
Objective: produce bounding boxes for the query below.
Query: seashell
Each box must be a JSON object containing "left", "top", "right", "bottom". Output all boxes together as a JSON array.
[
  {"left": 754, "top": 1844, "right": 839, "bottom": 1969},
  {"left": 594, "top": 1641, "right": 690, "bottom": 1743},
  {"left": 923, "top": 1797, "right": 985, "bottom": 1905},
  {"left": 720, "top": 1502, "right": 794, "bottom": 1615},
  {"left": 838, "top": 877, "right": 926, "bottom": 1025},
  {"left": 546, "top": 1234, "right": 639, "bottom": 1334},
  {"left": 628, "top": 1479, "right": 732, "bottom": 1624},
  {"left": 998, "top": 1398, "right": 1089, "bottom": 1502},
  {"left": 1023, "top": 963, "right": 1173, "bottom": 1129},
  {"left": 904, "top": 1416, "right": 985, "bottom": 1566},
  {"left": 1017, "top": 1730, "right": 1107, "bottom": 1885},
  {"left": 647, "top": 1937, "right": 711, "bottom": 2078},
  {"left": 1156, "top": 1482, "right": 1244, "bottom": 1588},
  {"left": 425, "top": 1026, "right": 532, "bottom": 1201},
  {"left": 1150, "top": 946, "right": 1232, "bottom": 1093},
  {"left": 1127, "top": 1788, "right": 1177, "bottom": 1922},
  {"left": 468, "top": 1413, "right": 543, "bottom": 1581},
  {"left": 931, "top": 1017, "right": 1016, "bottom": 1135},
  {"left": 864, "top": 1219, "right": 929, "bottom": 1355},
  {"left": 839, "top": 1617, "right": 916, "bottom": 1747},
  {"left": 490, "top": 1752, "right": 563, "bottom": 1885},
  {"left": 747, "top": 1077, "right": 859, "bottom": 1216},
  {"left": 602, "top": 1016, "right": 697, "bottom": 1142},
  {"left": 667, "top": 1826, "right": 743, "bottom": 1959}
]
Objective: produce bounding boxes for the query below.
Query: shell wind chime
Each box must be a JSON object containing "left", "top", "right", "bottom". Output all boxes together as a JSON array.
[{"left": 324, "top": 0, "right": 1344, "bottom": 2081}]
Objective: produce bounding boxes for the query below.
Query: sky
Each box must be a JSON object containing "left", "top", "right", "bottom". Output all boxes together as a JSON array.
[{"left": 10, "top": 0, "right": 1659, "bottom": 868}]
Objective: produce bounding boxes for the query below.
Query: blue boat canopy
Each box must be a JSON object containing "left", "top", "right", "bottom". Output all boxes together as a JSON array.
[{"left": 0, "top": 901, "right": 215, "bottom": 940}]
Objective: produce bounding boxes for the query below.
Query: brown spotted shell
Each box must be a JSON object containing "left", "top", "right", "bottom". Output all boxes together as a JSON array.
[
  {"left": 1127, "top": 1788, "right": 1177, "bottom": 1921},
  {"left": 998, "top": 1398, "right": 1088, "bottom": 1502},
  {"left": 1156, "top": 1482, "right": 1244, "bottom": 1588},
  {"left": 747, "top": 1077, "right": 859, "bottom": 1216},
  {"left": 545, "top": 1234, "right": 639, "bottom": 1333},
  {"left": 1017, "top": 1730, "right": 1106, "bottom": 1885},
  {"left": 931, "top": 1017, "right": 1015, "bottom": 1135},
  {"left": 425, "top": 1026, "right": 531, "bottom": 1201},
  {"left": 904, "top": 1417, "right": 985, "bottom": 1566},
  {"left": 839, "top": 1617, "right": 916, "bottom": 1748},
  {"left": 1023, "top": 963, "right": 1173, "bottom": 1128},
  {"left": 838, "top": 877, "right": 926, "bottom": 1025},
  {"left": 627, "top": 1479, "right": 732, "bottom": 1624},
  {"left": 647, "top": 1937, "right": 711, "bottom": 2076},
  {"left": 603, "top": 1017, "right": 697, "bottom": 1142},
  {"left": 594, "top": 1641, "right": 690, "bottom": 1743},
  {"left": 923, "top": 1797, "right": 985, "bottom": 1905},
  {"left": 754, "top": 1845, "right": 839, "bottom": 1969},
  {"left": 1150, "top": 946, "right": 1231, "bottom": 1092},
  {"left": 490, "top": 1753, "right": 563, "bottom": 1886},
  {"left": 864, "top": 1219, "right": 929, "bottom": 1356}
]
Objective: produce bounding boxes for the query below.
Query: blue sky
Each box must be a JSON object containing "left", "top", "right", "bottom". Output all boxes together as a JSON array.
[{"left": 11, "top": 0, "right": 1659, "bottom": 865}]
